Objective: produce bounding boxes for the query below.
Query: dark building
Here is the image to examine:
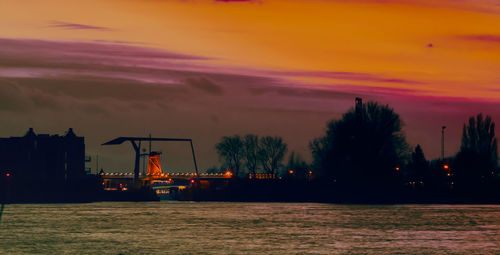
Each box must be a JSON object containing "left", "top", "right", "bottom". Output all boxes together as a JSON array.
[{"left": 0, "top": 128, "right": 87, "bottom": 202}]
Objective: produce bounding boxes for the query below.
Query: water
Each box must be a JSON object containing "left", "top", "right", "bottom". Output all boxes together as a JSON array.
[{"left": 0, "top": 202, "right": 499, "bottom": 254}]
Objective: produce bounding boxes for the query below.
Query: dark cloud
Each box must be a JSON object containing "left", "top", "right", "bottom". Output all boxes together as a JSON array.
[
  {"left": 0, "top": 75, "right": 196, "bottom": 121},
  {"left": 3, "top": 77, "right": 187, "bottom": 102},
  {"left": 186, "top": 78, "right": 224, "bottom": 95},
  {"left": 0, "top": 79, "right": 34, "bottom": 112},
  {"left": 48, "top": 21, "right": 113, "bottom": 31}
]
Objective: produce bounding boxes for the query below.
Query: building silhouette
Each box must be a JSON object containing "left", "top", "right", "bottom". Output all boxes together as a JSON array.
[{"left": 0, "top": 128, "right": 86, "bottom": 201}]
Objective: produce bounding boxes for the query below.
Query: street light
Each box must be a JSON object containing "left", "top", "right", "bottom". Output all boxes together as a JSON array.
[{"left": 441, "top": 126, "right": 446, "bottom": 161}]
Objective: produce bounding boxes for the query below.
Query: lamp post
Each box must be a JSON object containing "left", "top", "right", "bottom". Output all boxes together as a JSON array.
[{"left": 441, "top": 126, "right": 446, "bottom": 161}]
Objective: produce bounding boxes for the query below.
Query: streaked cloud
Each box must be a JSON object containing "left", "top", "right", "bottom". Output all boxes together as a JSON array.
[
  {"left": 269, "top": 71, "right": 424, "bottom": 86},
  {"left": 0, "top": 38, "right": 426, "bottom": 98},
  {"left": 48, "top": 21, "right": 113, "bottom": 31},
  {"left": 214, "top": 0, "right": 258, "bottom": 2},
  {"left": 457, "top": 34, "right": 500, "bottom": 44}
]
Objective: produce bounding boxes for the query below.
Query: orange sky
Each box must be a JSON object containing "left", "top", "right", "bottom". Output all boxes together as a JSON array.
[
  {"left": 1, "top": 0, "right": 500, "bottom": 170},
  {"left": 2, "top": 0, "right": 500, "bottom": 99}
]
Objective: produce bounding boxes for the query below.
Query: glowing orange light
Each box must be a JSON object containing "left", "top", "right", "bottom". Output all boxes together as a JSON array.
[
  {"left": 395, "top": 167, "right": 400, "bottom": 171},
  {"left": 443, "top": 164, "right": 449, "bottom": 170},
  {"left": 148, "top": 153, "right": 163, "bottom": 175},
  {"left": 224, "top": 171, "right": 232, "bottom": 177},
  {"left": 289, "top": 170, "right": 294, "bottom": 174},
  {"left": 447, "top": 173, "right": 451, "bottom": 177}
]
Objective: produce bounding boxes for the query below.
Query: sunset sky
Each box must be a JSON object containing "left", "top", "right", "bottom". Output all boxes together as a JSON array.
[{"left": 1, "top": 0, "right": 500, "bottom": 171}]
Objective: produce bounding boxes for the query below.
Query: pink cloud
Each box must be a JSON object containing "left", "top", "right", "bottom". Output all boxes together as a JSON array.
[
  {"left": 214, "top": 0, "right": 259, "bottom": 2},
  {"left": 458, "top": 34, "right": 500, "bottom": 43},
  {"left": 269, "top": 70, "right": 424, "bottom": 85}
]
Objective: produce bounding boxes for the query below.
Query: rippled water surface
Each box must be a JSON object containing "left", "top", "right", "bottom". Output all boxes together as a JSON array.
[{"left": 0, "top": 202, "right": 499, "bottom": 254}]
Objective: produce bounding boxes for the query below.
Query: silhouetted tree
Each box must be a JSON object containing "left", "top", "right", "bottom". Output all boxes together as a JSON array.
[
  {"left": 258, "top": 136, "right": 287, "bottom": 175},
  {"left": 454, "top": 114, "right": 498, "bottom": 189},
  {"left": 206, "top": 167, "right": 224, "bottom": 174},
  {"left": 427, "top": 158, "right": 453, "bottom": 193},
  {"left": 310, "top": 101, "right": 409, "bottom": 186},
  {"left": 242, "top": 134, "right": 260, "bottom": 176},
  {"left": 215, "top": 135, "right": 243, "bottom": 177},
  {"left": 286, "top": 151, "right": 310, "bottom": 180},
  {"left": 407, "top": 144, "right": 429, "bottom": 185}
]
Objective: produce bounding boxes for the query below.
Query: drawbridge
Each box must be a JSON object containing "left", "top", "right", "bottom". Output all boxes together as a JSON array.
[{"left": 102, "top": 136, "right": 200, "bottom": 181}]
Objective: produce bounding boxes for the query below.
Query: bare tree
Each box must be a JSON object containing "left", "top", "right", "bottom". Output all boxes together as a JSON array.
[
  {"left": 215, "top": 135, "right": 243, "bottom": 177},
  {"left": 259, "top": 136, "right": 287, "bottom": 175},
  {"left": 243, "top": 134, "right": 259, "bottom": 176}
]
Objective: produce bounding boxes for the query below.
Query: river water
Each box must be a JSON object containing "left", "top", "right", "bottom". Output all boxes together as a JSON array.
[{"left": 0, "top": 202, "right": 499, "bottom": 254}]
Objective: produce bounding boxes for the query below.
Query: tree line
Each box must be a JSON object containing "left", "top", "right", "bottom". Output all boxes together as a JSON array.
[
  {"left": 213, "top": 135, "right": 288, "bottom": 177},
  {"left": 213, "top": 98, "right": 500, "bottom": 198}
]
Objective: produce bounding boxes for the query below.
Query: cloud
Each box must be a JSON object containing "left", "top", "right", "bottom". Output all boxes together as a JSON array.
[
  {"left": 1, "top": 37, "right": 500, "bottom": 169},
  {"left": 457, "top": 34, "right": 500, "bottom": 44},
  {"left": 0, "top": 76, "right": 189, "bottom": 115},
  {"left": 0, "top": 37, "right": 441, "bottom": 126},
  {"left": 269, "top": 70, "right": 424, "bottom": 85},
  {"left": 337, "top": 84, "right": 421, "bottom": 96},
  {"left": 92, "top": 39, "right": 147, "bottom": 45},
  {"left": 48, "top": 21, "right": 113, "bottom": 31},
  {"left": 0, "top": 38, "right": 209, "bottom": 69},
  {"left": 0, "top": 38, "right": 426, "bottom": 100},
  {"left": 248, "top": 86, "right": 360, "bottom": 100},
  {"left": 214, "top": 0, "right": 260, "bottom": 2},
  {"left": 186, "top": 78, "right": 224, "bottom": 95}
]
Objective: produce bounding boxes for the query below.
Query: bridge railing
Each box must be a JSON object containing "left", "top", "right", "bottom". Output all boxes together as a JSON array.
[{"left": 100, "top": 172, "right": 229, "bottom": 178}]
